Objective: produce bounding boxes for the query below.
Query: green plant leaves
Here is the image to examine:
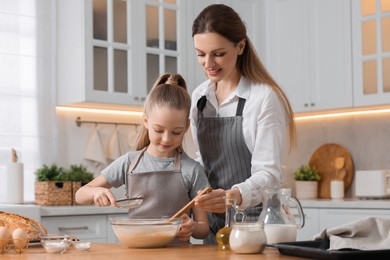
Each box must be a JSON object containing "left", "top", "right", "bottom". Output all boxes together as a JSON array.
[
  {"left": 35, "top": 163, "right": 94, "bottom": 183},
  {"left": 294, "top": 165, "right": 321, "bottom": 181}
]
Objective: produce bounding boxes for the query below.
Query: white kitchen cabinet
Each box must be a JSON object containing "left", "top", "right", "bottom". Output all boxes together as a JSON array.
[
  {"left": 264, "top": 0, "right": 353, "bottom": 113},
  {"left": 56, "top": 0, "right": 186, "bottom": 108},
  {"left": 318, "top": 208, "right": 390, "bottom": 231},
  {"left": 41, "top": 215, "right": 107, "bottom": 242},
  {"left": 351, "top": 0, "right": 390, "bottom": 107},
  {"left": 297, "top": 208, "right": 319, "bottom": 241}
]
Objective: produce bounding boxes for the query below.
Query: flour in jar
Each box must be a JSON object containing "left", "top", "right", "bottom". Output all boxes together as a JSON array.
[{"left": 264, "top": 224, "right": 297, "bottom": 244}]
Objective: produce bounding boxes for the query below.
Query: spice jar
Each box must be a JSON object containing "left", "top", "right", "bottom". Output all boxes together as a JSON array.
[{"left": 229, "top": 222, "right": 266, "bottom": 254}]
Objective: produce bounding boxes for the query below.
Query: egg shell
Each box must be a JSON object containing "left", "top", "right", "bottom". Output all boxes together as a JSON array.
[
  {"left": 0, "top": 227, "right": 11, "bottom": 239},
  {"left": 12, "top": 228, "right": 29, "bottom": 249},
  {"left": 0, "top": 226, "right": 11, "bottom": 247}
]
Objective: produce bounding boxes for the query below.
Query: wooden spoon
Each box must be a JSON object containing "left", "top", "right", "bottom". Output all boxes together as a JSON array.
[{"left": 167, "top": 186, "right": 212, "bottom": 222}]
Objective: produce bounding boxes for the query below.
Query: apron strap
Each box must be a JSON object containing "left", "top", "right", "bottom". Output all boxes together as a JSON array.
[
  {"left": 236, "top": 98, "right": 246, "bottom": 116},
  {"left": 197, "top": 96, "right": 246, "bottom": 116},
  {"left": 125, "top": 147, "right": 181, "bottom": 197}
]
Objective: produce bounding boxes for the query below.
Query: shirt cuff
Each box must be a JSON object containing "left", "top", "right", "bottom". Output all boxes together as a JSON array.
[{"left": 231, "top": 183, "right": 251, "bottom": 210}]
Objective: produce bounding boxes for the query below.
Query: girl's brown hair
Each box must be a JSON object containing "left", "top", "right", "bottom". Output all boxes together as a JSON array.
[
  {"left": 132, "top": 73, "right": 191, "bottom": 151},
  {"left": 192, "top": 4, "right": 296, "bottom": 149}
]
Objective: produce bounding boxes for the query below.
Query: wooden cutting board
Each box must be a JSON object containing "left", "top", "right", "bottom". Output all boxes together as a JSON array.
[{"left": 308, "top": 143, "right": 354, "bottom": 199}]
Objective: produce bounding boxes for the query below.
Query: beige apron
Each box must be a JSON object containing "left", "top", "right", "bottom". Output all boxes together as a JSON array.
[{"left": 125, "top": 147, "right": 190, "bottom": 219}]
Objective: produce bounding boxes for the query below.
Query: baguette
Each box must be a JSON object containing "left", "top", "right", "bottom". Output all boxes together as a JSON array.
[{"left": 0, "top": 211, "right": 47, "bottom": 240}]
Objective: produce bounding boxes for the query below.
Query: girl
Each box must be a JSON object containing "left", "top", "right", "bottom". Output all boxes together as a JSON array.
[
  {"left": 76, "top": 73, "right": 210, "bottom": 242},
  {"left": 190, "top": 4, "right": 296, "bottom": 244}
]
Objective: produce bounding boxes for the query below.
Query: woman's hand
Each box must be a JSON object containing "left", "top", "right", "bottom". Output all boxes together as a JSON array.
[
  {"left": 194, "top": 188, "right": 226, "bottom": 213},
  {"left": 176, "top": 214, "right": 194, "bottom": 242}
]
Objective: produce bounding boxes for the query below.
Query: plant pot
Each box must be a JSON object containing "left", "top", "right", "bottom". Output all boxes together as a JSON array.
[{"left": 295, "top": 181, "right": 318, "bottom": 199}]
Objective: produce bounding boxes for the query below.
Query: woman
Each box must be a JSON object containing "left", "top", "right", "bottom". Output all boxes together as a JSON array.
[{"left": 190, "top": 4, "right": 296, "bottom": 243}]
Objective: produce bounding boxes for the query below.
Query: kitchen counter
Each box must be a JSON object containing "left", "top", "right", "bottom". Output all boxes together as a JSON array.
[
  {"left": 2, "top": 243, "right": 298, "bottom": 260},
  {"left": 299, "top": 198, "right": 390, "bottom": 209}
]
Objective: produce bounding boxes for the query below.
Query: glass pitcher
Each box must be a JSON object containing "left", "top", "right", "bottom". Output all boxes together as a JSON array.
[{"left": 258, "top": 188, "right": 304, "bottom": 244}]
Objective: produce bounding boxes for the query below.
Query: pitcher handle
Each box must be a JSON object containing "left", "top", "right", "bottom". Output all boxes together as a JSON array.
[{"left": 290, "top": 196, "right": 305, "bottom": 229}]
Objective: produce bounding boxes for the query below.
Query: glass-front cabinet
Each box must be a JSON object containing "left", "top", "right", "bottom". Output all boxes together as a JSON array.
[
  {"left": 352, "top": 0, "right": 390, "bottom": 106},
  {"left": 56, "top": 0, "right": 183, "bottom": 108}
]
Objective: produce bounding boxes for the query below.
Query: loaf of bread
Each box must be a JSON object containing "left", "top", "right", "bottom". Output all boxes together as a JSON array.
[{"left": 0, "top": 211, "right": 47, "bottom": 240}]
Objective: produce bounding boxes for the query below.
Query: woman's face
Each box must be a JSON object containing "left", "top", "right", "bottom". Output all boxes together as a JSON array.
[
  {"left": 143, "top": 105, "right": 189, "bottom": 158},
  {"left": 194, "top": 32, "right": 244, "bottom": 83}
]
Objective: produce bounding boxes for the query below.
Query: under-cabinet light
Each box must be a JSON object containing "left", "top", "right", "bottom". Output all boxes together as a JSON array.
[
  {"left": 56, "top": 106, "right": 143, "bottom": 116},
  {"left": 294, "top": 108, "right": 390, "bottom": 121}
]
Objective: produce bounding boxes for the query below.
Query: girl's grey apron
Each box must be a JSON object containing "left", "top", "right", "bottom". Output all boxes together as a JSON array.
[
  {"left": 124, "top": 147, "right": 190, "bottom": 219},
  {"left": 196, "top": 96, "right": 261, "bottom": 244}
]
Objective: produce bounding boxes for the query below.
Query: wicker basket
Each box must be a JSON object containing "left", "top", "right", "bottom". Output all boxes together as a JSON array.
[
  {"left": 35, "top": 181, "right": 72, "bottom": 206},
  {"left": 71, "top": 181, "right": 82, "bottom": 205}
]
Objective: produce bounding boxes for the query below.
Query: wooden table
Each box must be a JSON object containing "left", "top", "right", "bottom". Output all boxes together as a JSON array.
[{"left": 1, "top": 243, "right": 303, "bottom": 260}]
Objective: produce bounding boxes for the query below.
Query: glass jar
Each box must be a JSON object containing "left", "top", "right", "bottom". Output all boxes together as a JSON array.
[
  {"left": 215, "top": 192, "right": 246, "bottom": 250},
  {"left": 229, "top": 222, "right": 266, "bottom": 254}
]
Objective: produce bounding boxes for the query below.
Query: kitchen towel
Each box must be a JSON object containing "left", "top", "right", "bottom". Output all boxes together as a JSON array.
[
  {"left": 313, "top": 216, "right": 390, "bottom": 250},
  {"left": 106, "top": 125, "right": 122, "bottom": 162},
  {"left": 84, "top": 126, "right": 106, "bottom": 167}
]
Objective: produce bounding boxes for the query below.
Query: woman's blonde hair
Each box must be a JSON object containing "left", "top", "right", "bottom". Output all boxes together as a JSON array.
[
  {"left": 132, "top": 73, "right": 190, "bottom": 151},
  {"left": 192, "top": 4, "right": 296, "bottom": 149}
]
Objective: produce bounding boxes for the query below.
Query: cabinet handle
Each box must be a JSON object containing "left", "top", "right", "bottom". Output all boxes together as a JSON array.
[
  {"left": 310, "top": 103, "right": 315, "bottom": 106},
  {"left": 304, "top": 103, "right": 309, "bottom": 107},
  {"left": 58, "top": 226, "right": 89, "bottom": 232},
  {"left": 134, "top": 97, "right": 139, "bottom": 101}
]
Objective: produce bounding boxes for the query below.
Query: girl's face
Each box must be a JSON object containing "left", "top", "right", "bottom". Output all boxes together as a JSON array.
[
  {"left": 194, "top": 32, "right": 244, "bottom": 84},
  {"left": 143, "top": 105, "right": 189, "bottom": 158}
]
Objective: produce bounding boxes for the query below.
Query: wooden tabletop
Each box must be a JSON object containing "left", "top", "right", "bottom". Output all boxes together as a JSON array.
[{"left": 2, "top": 243, "right": 302, "bottom": 260}]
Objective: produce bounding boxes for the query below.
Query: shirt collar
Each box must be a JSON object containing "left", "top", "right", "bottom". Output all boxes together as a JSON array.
[{"left": 202, "top": 76, "right": 251, "bottom": 102}]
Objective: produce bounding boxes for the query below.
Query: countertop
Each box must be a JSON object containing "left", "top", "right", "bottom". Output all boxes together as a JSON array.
[
  {"left": 1, "top": 243, "right": 298, "bottom": 260},
  {"left": 1, "top": 198, "right": 390, "bottom": 219}
]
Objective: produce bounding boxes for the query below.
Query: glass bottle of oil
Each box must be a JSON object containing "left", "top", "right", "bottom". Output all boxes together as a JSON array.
[{"left": 215, "top": 192, "right": 235, "bottom": 250}]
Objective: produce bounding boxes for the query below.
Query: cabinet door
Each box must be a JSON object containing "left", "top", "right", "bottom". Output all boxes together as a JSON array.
[
  {"left": 318, "top": 208, "right": 390, "bottom": 231},
  {"left": 42, "top": 215, "right": 107, "bottom": 242},
  {"left": 265, "top": 0, "right": 353, "bottom": 113},
  {"left": 297, "top": 208, "right": 319, "bottom": 241},
  {"left": 352, "top": 0, "right": 390, "bottom": 106}
]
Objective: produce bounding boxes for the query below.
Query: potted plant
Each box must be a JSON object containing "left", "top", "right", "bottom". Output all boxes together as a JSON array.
[
  {"left": 294, "top": 165, "right": 321, "bottom": 199},
  {"left": 34, "top": 163, "right": 73, "bottom": 206},
  {"left": 63, "top": 164, "right": 94, "bottom": 205}
]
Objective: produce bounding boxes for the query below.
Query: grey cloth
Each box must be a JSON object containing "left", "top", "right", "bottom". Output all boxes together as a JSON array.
[
  {"left": 101, "top": 150, "right": 209, "bottom": 200},
  {"left": 313, "top": 217, "right": 390, "bottom": 250}
]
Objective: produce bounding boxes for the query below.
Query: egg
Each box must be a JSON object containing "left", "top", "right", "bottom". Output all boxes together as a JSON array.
[
  {"left": 0, "top": 226, "right": 11, "bottom": 248},
  {"left": 12, "top": 228, "right": 29, "bottom": 249}
]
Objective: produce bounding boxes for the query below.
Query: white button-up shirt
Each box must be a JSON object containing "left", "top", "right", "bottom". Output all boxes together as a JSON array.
[{"left": 190, "top": 76, "right": 288, "bottom": 210}]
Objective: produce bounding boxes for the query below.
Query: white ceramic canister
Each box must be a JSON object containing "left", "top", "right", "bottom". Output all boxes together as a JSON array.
[{"left": 229, "top": 222, "right": 266, "bottom": 254}]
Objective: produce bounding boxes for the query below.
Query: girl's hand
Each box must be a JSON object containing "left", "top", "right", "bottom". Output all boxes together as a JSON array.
[
  {"left": 194, "top": 188, "right": 226, "bottom": 213},
  {"left": 93, "top": 187, "right": 118, "bottom": 207},
  {"left": 176, "top": 214, "right": 194, "bottom": 242}
]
